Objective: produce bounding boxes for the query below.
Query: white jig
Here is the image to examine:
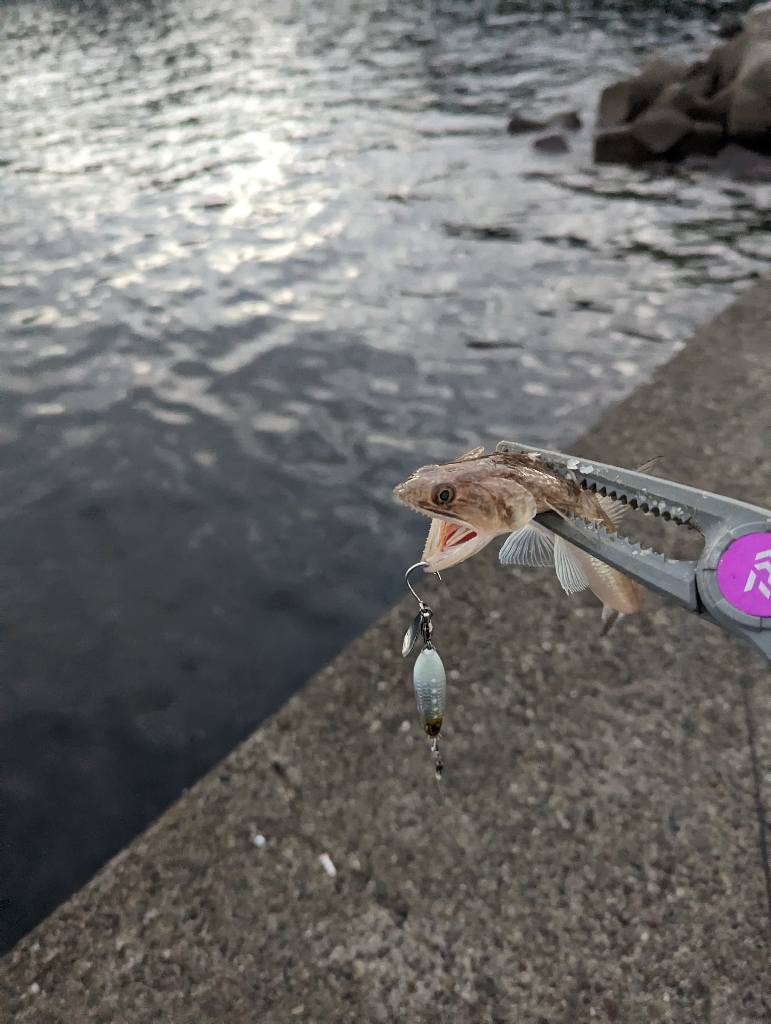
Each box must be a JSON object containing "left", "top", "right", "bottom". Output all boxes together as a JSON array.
[
  {"left": 402, "top": 561, "right": 448, "bottom": 782},
  {"left": 412, "top": 647, "right": 446, "bottom": 738}
]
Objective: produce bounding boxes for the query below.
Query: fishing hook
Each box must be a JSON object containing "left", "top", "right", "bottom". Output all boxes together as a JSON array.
[
  {"left": 404, "top": 561, "right": 441, "bottom": 604},
  {"left": 402, "top": 563, "right": 441, "bottom": 655}
]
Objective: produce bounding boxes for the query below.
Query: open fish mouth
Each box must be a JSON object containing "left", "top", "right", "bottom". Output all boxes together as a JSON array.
[{"left": 421, "top": 517, "right": 495, "bottom": 571}]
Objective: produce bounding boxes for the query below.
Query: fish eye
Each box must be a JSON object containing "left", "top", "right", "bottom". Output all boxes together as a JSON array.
[{"left": 433, "top": 484, "right": 455, "bottom": 505}]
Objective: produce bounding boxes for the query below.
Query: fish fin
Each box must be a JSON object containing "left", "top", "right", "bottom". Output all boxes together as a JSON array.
[
  {"left": 456, "top": 446, "right": 486, "bottom": 462},
  {"left": 598, "top": 494, "right": 627, "bottom": 527},
  {"left": 637, "top": 456, "right": 662, "bottom": 474},
  {"left": 583, "top": 556, "right": 643, "bottom": 616},
  {"left": 499, "top": 521, "right": 555, "bottom": 567},
  {"left": 600, "top": 607, "right": 622, "bottom": 636},
  {"left": 554, "top": 537, "right": 589, "bottom": 595}
]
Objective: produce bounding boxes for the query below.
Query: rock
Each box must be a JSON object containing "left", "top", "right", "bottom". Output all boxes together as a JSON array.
[
  {"left": 597, "top": 57, "right": 686, "bottom": 127},
  {"left": 745, "top": 0, "right": 771, "bottom": 39},
  {"left": 597, "top": 60, "right": 683, "bottom": 126},
  {"left": 727, "top": 84, "right": 771, "bottom": 148},
  {"left": 718, "top": 15, "right": 744, "bottom": 40},
  {"left": 594, "top": 126, "right": 652, "bottom": 165},
  {"left": 597, "top": 112, "right": 722, "bottom": 164},
  {"left": 655, "top": 81, "right": 711, "bottom": 120},
  {"left": 690, "top": 120, "right": 726, "bottom": 156},
  {"left": 735, "top": 39, "right": 771, "bottom": 96},
  {"left": 682, "top": 71, "right": 714, "bottom": 99},
  {"left": 592, "top": 3, "right": 771, "bottom": 168},
  {"left": 507, "top": 111, "right": 547, "bottom": 134},
  {"left": 508, "top": 110, "right": 581, "bottom": 137},
  {"left": 548, "top": 110, "right": 582, "bottom": 131},
  {"left": 702, "top": 35, "right": 749, "bottom": 93},
  {"left": 637, "top": 56, "right": 688, "bottom": 90},
  {"left": 712, "top": 142, "right": 771, "bottom": 179},
  {"left": 670, "top": 120, "right": 725, "bottom": 160},
  {"left": 633, "top": 57, "right": 689, "bottom": 110},
  {"left": 533, "top": 133, "right": 569, "bottom": 154},
  {"left": 629, "top": 106, "right": 693, "bottom": 155},
  {"left": 686, "top": 85, "right": 734, "bottom": 125},
  {"left": 597, "top": 81, "right": 635, "bottom": 127}
]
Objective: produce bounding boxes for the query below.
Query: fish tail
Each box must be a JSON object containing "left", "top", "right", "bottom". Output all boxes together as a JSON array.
[{"left": 600, "top": 606, "right": 622, "bottom": 636}]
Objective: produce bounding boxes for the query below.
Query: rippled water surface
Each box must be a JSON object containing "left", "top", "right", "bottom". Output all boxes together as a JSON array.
[{"left": 1, "top": 0, "right": 767, "bottom": 949}]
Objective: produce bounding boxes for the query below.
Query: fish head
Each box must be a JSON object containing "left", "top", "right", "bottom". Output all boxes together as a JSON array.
[{"left": 393, "top": 448, "right": 538, "bottom": 571}]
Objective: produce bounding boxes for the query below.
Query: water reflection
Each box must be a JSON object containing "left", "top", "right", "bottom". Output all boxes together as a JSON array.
[{"left": 0, "top": 0, "right": 765, "bottom": 950}]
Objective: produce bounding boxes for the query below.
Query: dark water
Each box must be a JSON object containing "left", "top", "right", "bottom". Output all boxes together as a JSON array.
[{"left": 1, "top": 0, "right": 768, "bottom": 951}]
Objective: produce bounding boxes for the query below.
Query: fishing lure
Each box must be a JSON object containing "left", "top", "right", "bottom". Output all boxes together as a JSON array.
[{"left": 402, "top": 562, "right": 446, "bottom": 781}]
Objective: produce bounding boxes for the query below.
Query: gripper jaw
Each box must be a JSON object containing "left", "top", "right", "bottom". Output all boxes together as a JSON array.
[
  {"left": 496, "top": 441, "right": 771, "bottom": 661},
  {"left": 533, "top": 511, "right": 699, "bottom": 612},
  {"left": 496, "top": 440, "right": 769, "bottom": 536}
]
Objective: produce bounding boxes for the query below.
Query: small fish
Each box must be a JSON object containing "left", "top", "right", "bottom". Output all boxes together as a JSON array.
[{"left": 393, "top": 446, "right": 641, "bottom": 626}]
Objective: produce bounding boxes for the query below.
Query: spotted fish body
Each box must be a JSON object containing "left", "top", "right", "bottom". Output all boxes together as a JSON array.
[{"left": 394, "top": 446, "right": 642, "bottom": 622}]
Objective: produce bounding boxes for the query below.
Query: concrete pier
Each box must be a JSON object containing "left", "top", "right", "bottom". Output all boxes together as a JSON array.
[{"left": 2, "top": 280, "right": 771, "bottom": 1022}]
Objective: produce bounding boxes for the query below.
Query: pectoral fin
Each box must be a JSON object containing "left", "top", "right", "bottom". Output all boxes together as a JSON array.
[
  {"left": 499, "top": 521, "right": 555, "bottom": 567},
  {"left": 499, "top": 522, "right": 589, "bottom": 595},
  {"left": 554, "top": 537, "right": 589, "bottom": 595}
]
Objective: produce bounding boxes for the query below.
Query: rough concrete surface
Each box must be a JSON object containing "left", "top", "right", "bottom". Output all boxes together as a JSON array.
[{"left": 2, "top": 279, "right": 771, "bottom": 1022}]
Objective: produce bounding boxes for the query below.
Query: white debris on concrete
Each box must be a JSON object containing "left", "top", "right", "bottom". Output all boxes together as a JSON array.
[{"left": 318, "top": 852, "right": 337, "bottom": 877}]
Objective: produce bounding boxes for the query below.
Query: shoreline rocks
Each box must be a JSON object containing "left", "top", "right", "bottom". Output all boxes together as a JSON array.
[
  {"left": 507, "top": 108, "right": 583, "bottom": 156},
  {"left": 594, "top": 1, "right": 771, "bottom": 168}
]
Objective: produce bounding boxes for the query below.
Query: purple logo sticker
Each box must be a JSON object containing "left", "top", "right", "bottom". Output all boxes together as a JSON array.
[{"left": 716, "top": 532, "right": 771, "bottom": 617}]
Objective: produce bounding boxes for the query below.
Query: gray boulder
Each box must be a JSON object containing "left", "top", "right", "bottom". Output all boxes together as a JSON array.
[
  {"left": 629, "top": 106, "right": 693, "bottom": 154},
  {"left": 671, "top": 120, "right": 725, "bottom": 160},
  {"left": 507, "top": 112, "right": 547, "bottom": 135},
  {"left": 597, "top": 57, "right": 687, "bottom": 127},
  {"left": 533, "top": 133, "right": 569, "bottom": 154},
  {"left": 508, "top": 109, "right": 582, "bottom": 138},
  {"left": 548, "top": 110, "right": 582, "bottom": 131},
  {"left": 686, "top": 86, "right": 734, "bottom": 125},
  {"left": 596, "top": 81, "right": 635, "bottom": 128},
  {"left": 718, "top": 15, "right": 744, "bottom": 40},
  {"left": 712, "top": 142, "right": 771, "bottom": 179},
  {"left": 594, "top": 126, "right": 653, "bottom": 165},
  {"left": 700, "top": 35, "right": 749, "bottom": 93},
  {"left": 592, "top": 1, "right": 771, "bottom": 167},
  {"left": 744, "top": 0, "right": 771, "bottom": 38},
  {"left": 735, "top": 39, "right": 771, "bottom": 94},
  {"left": 727, "top": 85, "right": 771, "bottom": 148}
]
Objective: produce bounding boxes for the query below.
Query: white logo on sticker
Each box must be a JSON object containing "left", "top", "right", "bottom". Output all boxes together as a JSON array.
[{"left": 744, "top": 548, "right": 771, "bottom": 600}]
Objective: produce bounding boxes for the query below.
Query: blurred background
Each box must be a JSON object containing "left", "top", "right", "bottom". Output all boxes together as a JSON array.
[{"left": 0, "top": 0, "right": 766, "bottom": 953}]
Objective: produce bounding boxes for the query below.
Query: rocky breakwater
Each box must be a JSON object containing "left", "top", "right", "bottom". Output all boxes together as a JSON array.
[{"left": 595, "top": 0, "right": 771, "bottom": 171}]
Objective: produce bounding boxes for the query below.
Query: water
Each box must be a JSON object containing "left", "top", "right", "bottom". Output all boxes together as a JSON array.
[{"left": 1, "top": 0, "right": 768, "bottom": 951}]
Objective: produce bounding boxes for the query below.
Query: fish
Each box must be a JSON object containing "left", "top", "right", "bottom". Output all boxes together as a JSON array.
[{"left": 393, "top": 446, "right": 642, "bottom": 627}]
